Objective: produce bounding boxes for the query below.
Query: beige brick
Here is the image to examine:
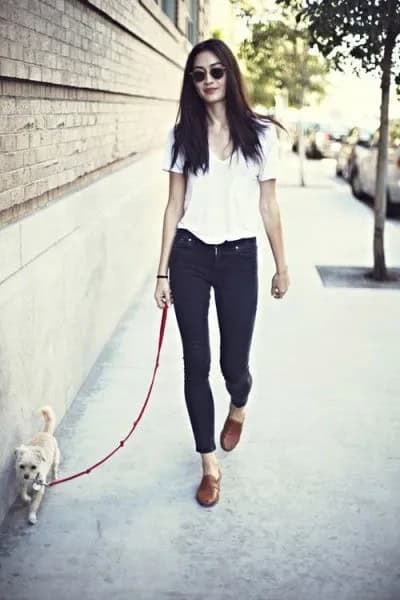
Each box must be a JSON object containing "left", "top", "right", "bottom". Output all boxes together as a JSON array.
[
  {"left": 0, "top": 134, "right": 17, "bottom": 152},
  {"left": 46, "top": 173, "right": 59, "bottom": 188},
  {"left": 0, "top": 98, "right": 17, "bottom": 114},
  {"left": 23, "top": 47, "right": 36, "bottom": 63},
  {"left": 0, "top": 152, "right": 24, "bottom": 171},
  {"left": 22, "top": 149, "right": 37, "bottom": 167},
  {"left": 46, "top": 114, "right": 66, "bottom": 129},
  {"left": 15, "top": 62, "right": 30, "bottom": 79},
  {"left": 10, "top": 116, "right": 35, "bottom": 132},
  {"left": 64, "top": 2, "right": 74, "bottom": 17},
  {"left": 30, "top": 100, "right": 42, "bottom": 114},
  {"left": 35, "top": 146, "right": 55, "bottom": 162},
  {"left": 11, "top": 186, "right": 25, "bottom": 205},
  {"left": 29, "top": 65, "right": 42, "bottom": 81},
  {"left": 8, "top": 41, "right": 24, "bottom": 61},
  {"left": 0, "top": 189, "right": 13, "bottom": 211},
  {"left": 29, "top": 131, "right": 42, "bottom": 147},
  {"left": 29, "top": 0, "right": 42, "bottom": 17},
  {"left": 15, "top": 133, "right": 30, "bottom": 150},
  {"left": 0, "top": 37, "right": 8, "bottom": 57},
  {"left": 30, "top": 160, "right": 59, "bottom": 182},
  {"left": 0, "top": 167, "right": 29, "bottom": 193},
  {"left": 24, "top": 181, "right": 38, "bottom": 201},
  {"left": 15, "top": 99, "right": 33, "bottom": 115},
  {"left": 0, "top": 58, "right": 17, "bottom": 77},
  {"left": 36, "top": 115, "right": 46, "bottom": 129},
  {"left": 33, "top": 16, "right": 48, "bottom": 35},
  {"left": 52, "top": 69, "right": 62, "bottom": 84}
]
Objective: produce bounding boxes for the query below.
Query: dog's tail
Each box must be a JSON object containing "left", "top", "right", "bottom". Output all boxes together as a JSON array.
[{"left": 40, "top": 405, "right": 56, "bottom": 435}]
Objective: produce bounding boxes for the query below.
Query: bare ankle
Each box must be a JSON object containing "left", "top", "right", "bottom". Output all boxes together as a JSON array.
[
  {"left": 201, "top": 452, "right": 219, "bottom": 476},
  {"left": 229, "top": 403, "right": 246, "bottom": 422}
]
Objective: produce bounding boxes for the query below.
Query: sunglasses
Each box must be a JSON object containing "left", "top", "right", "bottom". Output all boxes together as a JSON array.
[{"left": 190, "top": 66, "right": 226, "bottom": 83}]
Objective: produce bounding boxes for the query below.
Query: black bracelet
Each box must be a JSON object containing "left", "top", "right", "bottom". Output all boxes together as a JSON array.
[{"left": 156, "top": 275, "right": 168, "bottom": 279}]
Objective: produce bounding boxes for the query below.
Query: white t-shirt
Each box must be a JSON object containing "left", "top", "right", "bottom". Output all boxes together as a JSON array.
[{"left": 162, "top": 122, "right": 279, "bottom": 244}]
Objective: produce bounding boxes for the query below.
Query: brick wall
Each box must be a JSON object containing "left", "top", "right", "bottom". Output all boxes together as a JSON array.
[{"left": 0, "top": 0, "right": 208, "bottom": 227}]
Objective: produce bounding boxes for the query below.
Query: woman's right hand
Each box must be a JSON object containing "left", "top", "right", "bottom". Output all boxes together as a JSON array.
[{"left": 154, "top": 278, "right": 173, "bottom": 309}]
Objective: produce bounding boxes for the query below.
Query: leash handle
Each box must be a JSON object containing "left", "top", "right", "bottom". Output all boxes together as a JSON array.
[{"left": 48, "top": 305, "right": 169, "bottom": 487}]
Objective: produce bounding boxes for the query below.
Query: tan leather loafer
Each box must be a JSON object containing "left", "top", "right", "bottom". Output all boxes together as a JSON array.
[
  {"left": 196, "top": 470, "right": 221, "bottom": 507},
  {"left": 220, "top": 416, "right": 244, "bottom": 451}
]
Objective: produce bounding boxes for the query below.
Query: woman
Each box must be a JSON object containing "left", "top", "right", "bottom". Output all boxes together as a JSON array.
[{"left": 154, "top": 38, "right": 289, "bottom": 508}]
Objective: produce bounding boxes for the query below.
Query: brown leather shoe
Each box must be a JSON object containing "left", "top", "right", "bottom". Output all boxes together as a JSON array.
[
  {"left": 196, "top": 470, "right": 221, "bottom": 507},
  {"left": 220, "top": 416, "right": 244, "bottom": 451}
]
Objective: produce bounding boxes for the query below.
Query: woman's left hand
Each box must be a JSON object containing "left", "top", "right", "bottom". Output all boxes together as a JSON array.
[{"left": 271, "top": 269, "right": 289, "bottom": 299}]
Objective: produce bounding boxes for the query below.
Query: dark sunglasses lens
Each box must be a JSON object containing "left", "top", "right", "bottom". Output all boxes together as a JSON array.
[
  {"left": 211, "top": 67, "right": 225, "bottom": 79},
  {"left": 192, "top": 71, "right": 205, "bottom": 83}
]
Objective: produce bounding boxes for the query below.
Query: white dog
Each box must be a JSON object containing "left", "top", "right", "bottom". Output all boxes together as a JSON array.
[{"left": 14, "top": 405, "right": 60, "bottom": 525}]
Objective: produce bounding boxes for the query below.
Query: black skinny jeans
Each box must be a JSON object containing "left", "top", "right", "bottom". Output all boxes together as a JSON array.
[{"left": 169, "top": 228, "right": 258, "bottom": 453}]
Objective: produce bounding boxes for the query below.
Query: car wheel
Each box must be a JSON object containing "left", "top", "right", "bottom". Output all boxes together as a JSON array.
[
  {"left": 350, "top": 169, "right": 363, "bottom": 199},
  {"left": 386, "top": 191, "right": 399, "bottom": 218},
  {"left": 311, "top": 143, "right": 321, "bottom": 159}
]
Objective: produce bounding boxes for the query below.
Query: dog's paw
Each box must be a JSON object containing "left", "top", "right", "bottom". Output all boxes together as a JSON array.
[{"left": 28, "top": 513, "right": 37, "bottom": 525}]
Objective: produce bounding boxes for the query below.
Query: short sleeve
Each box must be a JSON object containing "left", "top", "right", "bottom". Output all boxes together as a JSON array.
[
  {"left": 162, "top": 128, "right": 185, "bottom": 173},
  {"left": 258, "top": 124, "right": 279, "bottom": 181}
]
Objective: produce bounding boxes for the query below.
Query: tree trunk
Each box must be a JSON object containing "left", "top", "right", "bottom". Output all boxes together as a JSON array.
[
  {"left": 298, "top": 90, "right": 306, "bottom": 187},
  {"left": 298, "top": 116, "right": 306, "bottom": 187},
  {"left": 372, "top": 3, "right": 396, "bottom": 281}
]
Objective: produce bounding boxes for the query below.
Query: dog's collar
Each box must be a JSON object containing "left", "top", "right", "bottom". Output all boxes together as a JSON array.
[{"left": 32, "top": 473, "right": 48, "bottom": 491}]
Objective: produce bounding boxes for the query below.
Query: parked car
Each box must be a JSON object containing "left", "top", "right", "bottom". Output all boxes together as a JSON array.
[
  {"left": 305, "top": 123, "right": 350, "bottom": 159},
  {"left": 349, "top": 119, "right": 400, "bottom": 216},
  {"left": 336, "top": 127, "right": 374, "bottom": 180},
  {"left": 291, "top": 121, "right": 319, "bottom": 153}
]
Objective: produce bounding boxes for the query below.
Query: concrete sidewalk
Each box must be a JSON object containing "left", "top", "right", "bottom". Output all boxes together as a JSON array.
[{"left": 1, "top": 153, "right": 400, "bottom": 600}]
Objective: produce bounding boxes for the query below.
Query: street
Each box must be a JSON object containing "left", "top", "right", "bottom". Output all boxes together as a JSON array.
[{"left": 1, "top": 150, "right": 400, "bottom": 600}]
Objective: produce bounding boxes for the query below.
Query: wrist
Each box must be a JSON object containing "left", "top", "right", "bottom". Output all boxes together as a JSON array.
[
  {"left": 276, "top": 265, "right": 288, "bottom": 275},
  {"left": 156, "top": 274, "right": 168, "bottom": 279}
]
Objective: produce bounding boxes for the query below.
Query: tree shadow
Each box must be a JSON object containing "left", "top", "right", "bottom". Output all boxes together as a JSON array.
[{"left": 316, "top": 265, "right": 400, "bottom": 289}]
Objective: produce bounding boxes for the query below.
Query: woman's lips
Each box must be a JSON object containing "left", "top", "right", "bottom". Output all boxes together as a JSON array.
[{"left": 204, "top": 88, "right": 217, "bottom": 94}]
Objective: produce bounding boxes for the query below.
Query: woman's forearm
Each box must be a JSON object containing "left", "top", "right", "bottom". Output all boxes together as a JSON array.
[
  {"left": 259, "top": 197, "right": 287, "bottom": 273},
  {"left": 157, "top": 204, "right": 183, "bottom": 275},
  {"left": 261, "top": 211, "right": 287, "bottom": 273}
]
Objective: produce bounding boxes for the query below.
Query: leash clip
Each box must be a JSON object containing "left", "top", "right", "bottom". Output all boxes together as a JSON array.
[{"left": 32, "top": 474, "right": 49, "bottom": 491}]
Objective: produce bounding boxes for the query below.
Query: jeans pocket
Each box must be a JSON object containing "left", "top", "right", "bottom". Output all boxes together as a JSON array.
[
  {"left": 172, "top": 232, "right": 195, "bottom": 255},
  {"left": 233, "top": 239, "right": 257, "bottom": 257}
]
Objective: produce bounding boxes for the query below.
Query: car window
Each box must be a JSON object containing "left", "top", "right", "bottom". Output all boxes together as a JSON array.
[
  {"left": 388, "top": 120, "right": 400, "bottom": 148},
  {"left": 370, "top": 130, "right": 380, "bottom": 147},
  {"left": 348, "top": 128, "right": 360, "bottom": 144}
]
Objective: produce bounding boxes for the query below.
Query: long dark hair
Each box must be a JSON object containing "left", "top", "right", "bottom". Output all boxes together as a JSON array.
[{"left": 170, "top": 38, "right": 284, "bottom": 176}]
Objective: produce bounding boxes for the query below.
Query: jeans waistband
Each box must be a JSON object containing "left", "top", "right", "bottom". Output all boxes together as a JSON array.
[{"left": 176, "top": 228, "right": 256, "bottom": 249}]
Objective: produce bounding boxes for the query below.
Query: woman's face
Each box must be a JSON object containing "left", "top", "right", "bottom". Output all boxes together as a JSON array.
[{"left": 191, "top": 50, "right": 227, "bottom": 105}]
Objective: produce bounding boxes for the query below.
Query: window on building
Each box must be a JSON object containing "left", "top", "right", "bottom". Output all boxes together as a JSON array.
[
  {"left": 161, "top": 0, "right": 176, "bottom": 24},
  {"left": 187, "top": 0, "right": 199, "bottom": 45},
  {"left": 154, "top": 0, "right": 199, "bottom": 44}
]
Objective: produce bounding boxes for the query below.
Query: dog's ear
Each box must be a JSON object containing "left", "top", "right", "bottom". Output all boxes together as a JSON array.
[
  {"left": 33, "top": 447, "right": 47, "bottom": 462},
  {"left": 14, "top": 445, "right": 26, "bottom": 459}
]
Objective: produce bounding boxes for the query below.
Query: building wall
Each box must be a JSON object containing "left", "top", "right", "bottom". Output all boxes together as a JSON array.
[
  {"left": 0, "top": 0, "right": 209, "bottom": 227},
  {"left": 0, "top": 0, "right": 209, "bottom": 525}
]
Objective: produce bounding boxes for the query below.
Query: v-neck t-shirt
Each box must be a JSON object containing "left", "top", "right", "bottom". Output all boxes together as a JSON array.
[{"left": 162, "top": 122, "right": 279, "bottom": 244}]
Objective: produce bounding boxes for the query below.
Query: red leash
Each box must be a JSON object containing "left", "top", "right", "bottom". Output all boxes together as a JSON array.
[{"left": 46, "top": 305, "right": 169, "bottom": 488}]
